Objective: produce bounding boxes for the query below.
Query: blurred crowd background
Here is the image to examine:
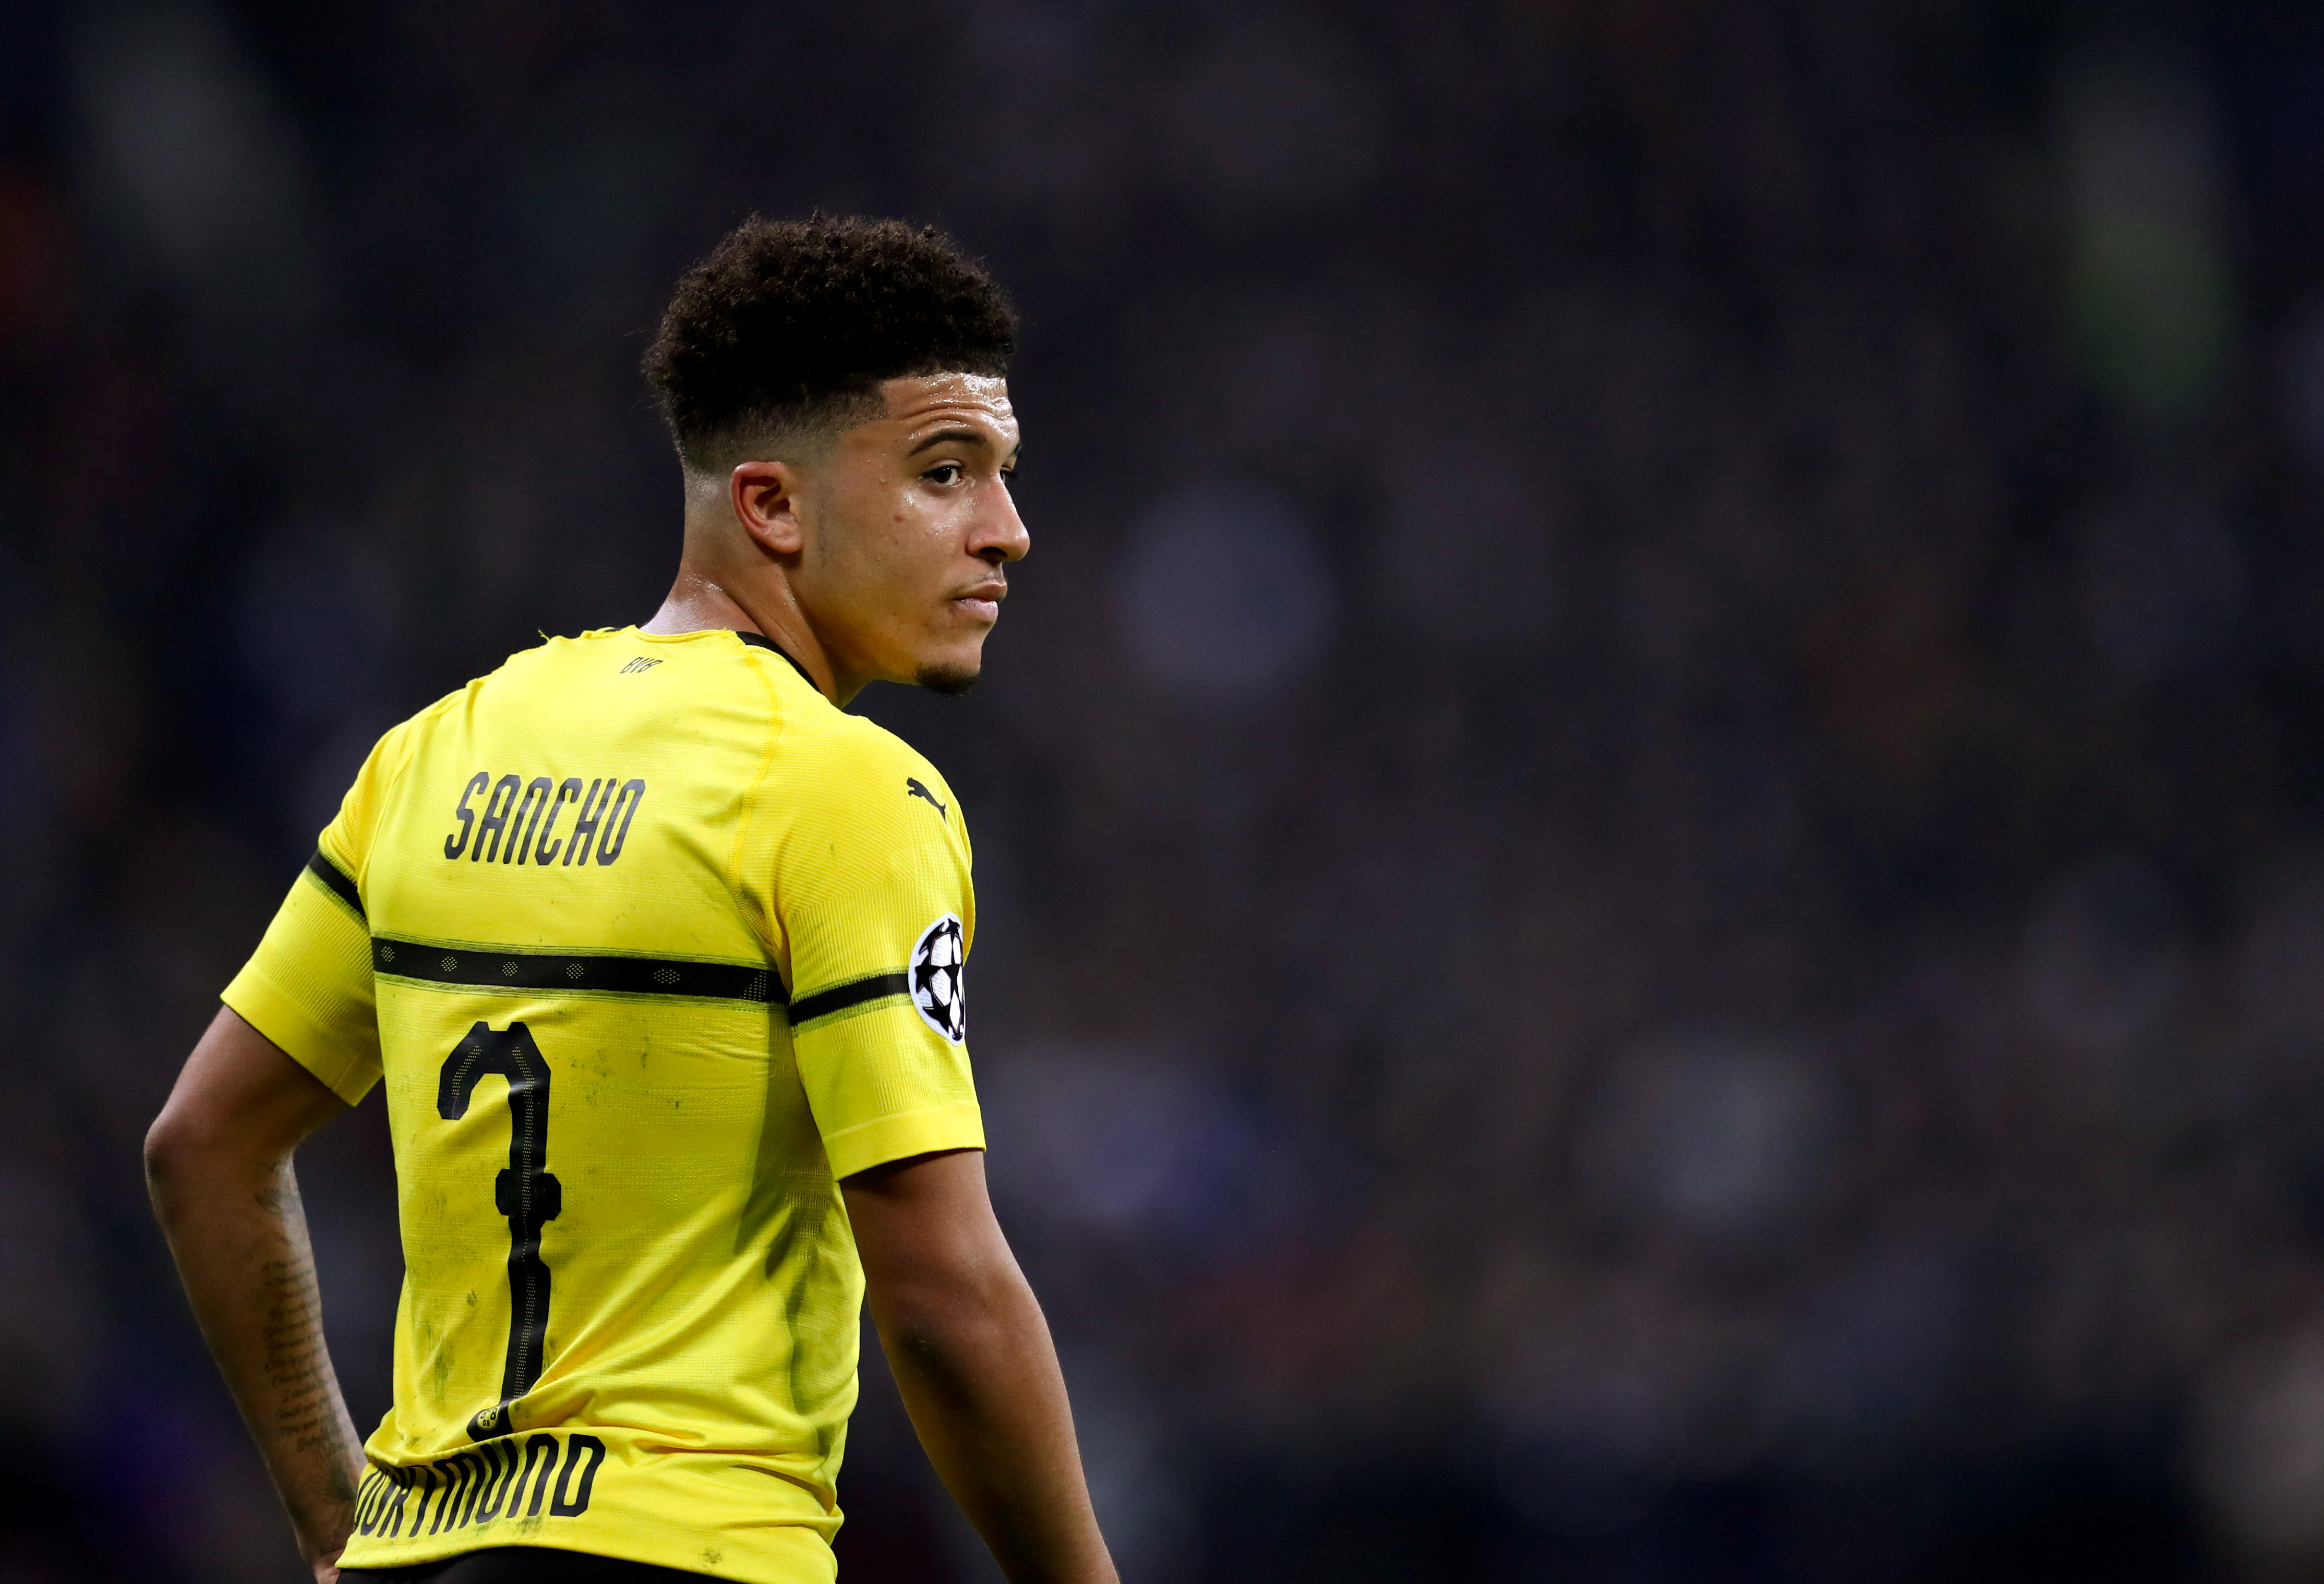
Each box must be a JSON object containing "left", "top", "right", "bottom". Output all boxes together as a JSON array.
[{"left": 5, "top": 1, "right": 2324, "bottom": 1580}]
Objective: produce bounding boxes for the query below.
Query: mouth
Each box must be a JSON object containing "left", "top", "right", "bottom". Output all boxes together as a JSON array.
[{"left": 952, "top": 582, "right": 1006, "bottom": 623}]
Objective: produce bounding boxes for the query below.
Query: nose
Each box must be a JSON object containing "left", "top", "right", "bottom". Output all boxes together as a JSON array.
[{"left": 973, "top": 478, "right": 1030, "bottom": 566}]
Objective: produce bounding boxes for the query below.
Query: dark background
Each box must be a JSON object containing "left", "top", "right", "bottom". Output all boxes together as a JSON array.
[{"left": 6, "top": 1, "right": 2324, "bottom": 1579}]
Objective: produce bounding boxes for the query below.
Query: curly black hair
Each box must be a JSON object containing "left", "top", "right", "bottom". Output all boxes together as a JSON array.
[{"left": 642, "top": 213, "right": 1018, "bottom": 472}]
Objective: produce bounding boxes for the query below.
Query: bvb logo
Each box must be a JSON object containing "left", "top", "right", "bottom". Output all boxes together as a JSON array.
[{"left": 909, "top": 914, "right": 967, "bottom": 1043}]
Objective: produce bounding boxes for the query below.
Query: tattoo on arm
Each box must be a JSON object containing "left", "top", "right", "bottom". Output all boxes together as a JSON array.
[
  {"left": 251, "top": 1175, "right": 360, "bottom": 1510},
  {"left": 261, "top": 1257, "right": 342, "bottom": 1456}
]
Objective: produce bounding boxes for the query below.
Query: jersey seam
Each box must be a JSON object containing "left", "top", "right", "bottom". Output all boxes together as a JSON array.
[
  {"left": 372, "top": 976, "right": 777, "bottom": 1010},
  {"left": 362, "top": 929, "right": 775, "bottom": 967},
  {"left": 818, "top": 1102, "right": 984, "bottom": 1150},
  {"left": 787, "top": 991, "right": 911, "bottom": 1032},
  {"left": 305, "top": 851, "right": 367, "bottom": 924},
  {"left": 822, "top": 1099, "right": 981, "bottom": 1129},
  {"left": 728, "top": 641, "right": 791, "bottom": 985},
  {"left": 366, "top": 934, "right": 782, "bottom": 1006},
  {"left": 788, "top": 968, "right": 910, "bottom": 1026},
  {"left": 351, "top": 690, "right": 462, "bottom": 901}
]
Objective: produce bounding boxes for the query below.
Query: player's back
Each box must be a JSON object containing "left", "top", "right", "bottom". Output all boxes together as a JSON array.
[{"left": 228, "top": 624, "right": 984, "bottom": 1583}]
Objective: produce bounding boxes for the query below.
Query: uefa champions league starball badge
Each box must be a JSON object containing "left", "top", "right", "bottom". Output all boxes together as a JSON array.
[{"left": 909, "top": 914, "right": 967, "bottom": 1043}]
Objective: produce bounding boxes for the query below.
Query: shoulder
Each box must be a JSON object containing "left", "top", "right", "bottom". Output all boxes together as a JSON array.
[
  {"left": 787, "top": 705, "right": 955, "bottom": 804},
  {"left": 359, "top": 684, "right": 467, "bottom": 781},
  {"left": 399, "top": 631, "right": 616, "bottom": 734},
  {"left": 770, "top": 704, "right": 969, "bottom": 857},
  {"left": 361, "top": 633, "right": 602, "bottom": 790}
]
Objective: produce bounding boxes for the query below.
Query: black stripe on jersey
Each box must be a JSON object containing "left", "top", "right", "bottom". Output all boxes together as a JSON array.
[
  {"left": 732, "top": 628, "right": 818, "bottom": 688},
  {"left": 789, "top": 971, "right": 910, "bottom": 1026},
  {"left": 371, "top": 937, "right": 784, "bottom": 1006},
  {"left": 307, "top": 850, "right": 366, "bottom": 922}
]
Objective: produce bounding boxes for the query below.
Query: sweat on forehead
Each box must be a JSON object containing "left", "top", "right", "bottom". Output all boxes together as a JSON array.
[{"left": 883, "top": 373, "right": 1016, "bottom": 424}]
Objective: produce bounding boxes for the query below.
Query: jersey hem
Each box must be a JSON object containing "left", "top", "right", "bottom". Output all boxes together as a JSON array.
[
  {"left": 219, "top": 972, "right": 379, "bottom": 1105},
  {"left": 820, "top": 1101, "right": 986, "bottom": 1179},
  {"left": 338, "top": 1527, "right": 835, "bottom": 1584}
]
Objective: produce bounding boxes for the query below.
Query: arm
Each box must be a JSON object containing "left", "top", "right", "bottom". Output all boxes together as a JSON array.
[
  {"left": 146, "top": 1006, "right": 364, "bottom": 1584},
  {"left": 844, "top": 1150, "right": 1118, "bottom": 1584}
]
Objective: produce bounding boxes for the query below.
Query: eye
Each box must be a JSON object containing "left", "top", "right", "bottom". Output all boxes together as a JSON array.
[{"left": 924, "top": 462, "right": 965, "bottom": 486}]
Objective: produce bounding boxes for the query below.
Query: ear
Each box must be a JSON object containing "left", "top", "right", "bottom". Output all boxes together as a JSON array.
[{"left": 730, "top": 461, "right": 806, "bottom": 556}]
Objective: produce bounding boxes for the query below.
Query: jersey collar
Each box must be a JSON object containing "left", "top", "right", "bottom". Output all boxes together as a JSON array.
[{"left": 730, "top": 629, "right": 818, "bottom": 691}]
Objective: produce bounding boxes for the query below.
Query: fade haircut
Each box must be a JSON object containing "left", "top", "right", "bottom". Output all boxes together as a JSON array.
[{"left": 642, "top": 213, "right": 1018, "bottom": 475}]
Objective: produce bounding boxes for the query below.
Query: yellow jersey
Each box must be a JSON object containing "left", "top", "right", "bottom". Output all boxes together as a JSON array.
[{"left": 220, "top": 625, "right": 985, "bottom": 1582}]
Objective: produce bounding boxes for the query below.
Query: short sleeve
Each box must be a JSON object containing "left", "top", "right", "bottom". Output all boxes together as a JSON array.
[
  {"left": 769, "top": 727, "right": 983, "bottom": 1179},
  {"left": 220, "top": 721, "right": 412, "bottom": 1105}
]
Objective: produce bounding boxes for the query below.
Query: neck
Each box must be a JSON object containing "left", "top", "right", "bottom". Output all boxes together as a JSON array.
[{"left": 642, "top": 561, "right": 850, "bottom": 704}]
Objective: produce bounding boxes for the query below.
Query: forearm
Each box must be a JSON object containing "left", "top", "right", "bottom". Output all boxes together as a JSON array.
[
  {"left": 871, "top": 1265, "right": 1116, "bottom": 1584},
  {"left": 148, "top": 1142, "right": 363, "bottom": 1569}
]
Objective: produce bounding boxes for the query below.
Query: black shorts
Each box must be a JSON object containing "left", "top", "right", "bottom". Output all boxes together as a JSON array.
[{"left": 338, "top": 1549, "right": 723, "bottom": 1582}]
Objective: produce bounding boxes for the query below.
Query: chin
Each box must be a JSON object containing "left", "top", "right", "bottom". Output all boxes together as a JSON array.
[{"left": 913, "top": 660, "right": 983, "bottom": 697}]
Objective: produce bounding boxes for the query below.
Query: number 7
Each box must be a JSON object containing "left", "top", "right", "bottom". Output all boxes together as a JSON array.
[{"left": 438, "top": 1021, "right": 561, "bottom": 1442}]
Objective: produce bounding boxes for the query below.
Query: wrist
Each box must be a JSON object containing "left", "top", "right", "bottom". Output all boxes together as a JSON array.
[{"left": 292, "top": 1496, "right": 355, "bottom": 1568}]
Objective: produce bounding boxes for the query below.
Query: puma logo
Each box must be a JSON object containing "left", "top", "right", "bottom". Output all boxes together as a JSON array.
[{"left": 906, "top": 778, "right": 948, "bottom": 819}]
